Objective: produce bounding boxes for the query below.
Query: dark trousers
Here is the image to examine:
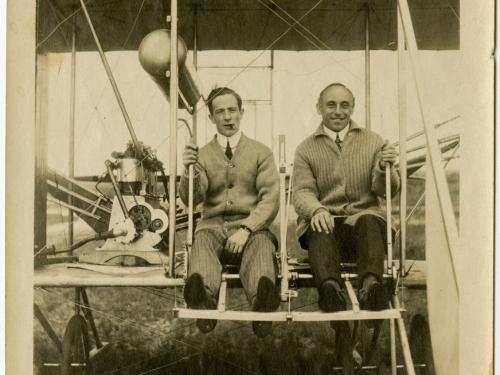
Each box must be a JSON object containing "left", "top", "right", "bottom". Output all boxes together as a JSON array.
[{"left": 304, "top": 214, "right": 386, "bottom": 288}]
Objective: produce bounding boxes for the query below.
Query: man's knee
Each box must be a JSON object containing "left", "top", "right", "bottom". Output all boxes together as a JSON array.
[
  {"left": 305, "top": 228, "right": 334, "bottom": 247},
  {"left": 193, "top": 229, "right": 224, "bottom": 246},
  {"left": 246, "top": 230, "right": 277, "bottom": 251},
  {"left": 354, "top": 215, "right": 384, "bottom": 232}
]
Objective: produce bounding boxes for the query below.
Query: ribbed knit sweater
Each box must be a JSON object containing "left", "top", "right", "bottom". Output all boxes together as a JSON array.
[
  {"left": 292, "top": 121, "right": 400, "bottom": 245},
  {"left": 179, "top": 134, "right": 280, "bottom": 234}
]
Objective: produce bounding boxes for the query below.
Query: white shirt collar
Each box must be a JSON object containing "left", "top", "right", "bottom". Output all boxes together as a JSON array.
[
  {"left": 216, "top": 130, "right": 242, "bottom": 149},
  {"left": 323, "top": 123, "right": 350, "bottom": 141}
]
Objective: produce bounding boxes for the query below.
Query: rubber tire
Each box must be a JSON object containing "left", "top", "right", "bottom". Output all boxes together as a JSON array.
[
  {"left": 61, "top": 314, "right": 91, "bottom": 375},
  {"left": 409, "top": 314, "right": 436, "bottom": 375}
]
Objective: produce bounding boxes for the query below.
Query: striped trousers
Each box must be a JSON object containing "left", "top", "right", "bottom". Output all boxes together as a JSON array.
[{"left": 188, "top": 229, "right": 277, "bottom": 304}]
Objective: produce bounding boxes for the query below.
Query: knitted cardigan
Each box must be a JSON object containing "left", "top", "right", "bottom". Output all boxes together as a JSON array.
[
  {"left": 179, "top": 134, "right": 279, "bottom": 234},
  {"left": 292, "top": 121, "right": 400, "bottom": 245}
]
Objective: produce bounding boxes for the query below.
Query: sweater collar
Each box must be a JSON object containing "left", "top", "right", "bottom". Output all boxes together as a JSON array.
[{"left": 313, "top": 120, "right": 361, "bottom": 138}]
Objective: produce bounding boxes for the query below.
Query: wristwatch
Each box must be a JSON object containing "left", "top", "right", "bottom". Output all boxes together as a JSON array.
[{"left": 239, "top": 225, "right": 252, "bottom": 234}]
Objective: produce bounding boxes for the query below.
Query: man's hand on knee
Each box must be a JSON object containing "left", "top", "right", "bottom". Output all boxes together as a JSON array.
[
  {"left": 225, "top": 228, "right": 251, "bottom": 255},
  {"left": 311, "top": 209, "right": 335, "bottom": 234}
]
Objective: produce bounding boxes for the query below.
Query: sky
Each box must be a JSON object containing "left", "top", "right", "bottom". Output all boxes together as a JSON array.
[{"left": 44, "top": 48, "right": 462, "bottom": 176}]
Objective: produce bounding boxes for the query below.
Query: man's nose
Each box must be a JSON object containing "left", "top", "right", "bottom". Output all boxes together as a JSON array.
[
  {"left": 334, "top": 105, "right": 341, "bottom": 114},
  {"left": 223, "top": 110, "right": 231, "bottom": 120}
]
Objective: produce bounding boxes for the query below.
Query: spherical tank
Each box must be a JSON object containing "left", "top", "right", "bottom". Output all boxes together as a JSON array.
[{"left": 138, "top": 29, "right": 188, "bottom": 77}]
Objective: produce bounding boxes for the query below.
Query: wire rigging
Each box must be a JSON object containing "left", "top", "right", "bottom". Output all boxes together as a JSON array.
[{"left": 38, "top": 287, "right": 261, "bottom": 375}]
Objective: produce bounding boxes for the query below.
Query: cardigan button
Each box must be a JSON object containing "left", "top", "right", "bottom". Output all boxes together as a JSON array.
[
  {"left": 226, "top": 200, "right": 233, "bottom": 206},
  {"left": 227, "top": 183, "right": 234, "bottom": 189}
]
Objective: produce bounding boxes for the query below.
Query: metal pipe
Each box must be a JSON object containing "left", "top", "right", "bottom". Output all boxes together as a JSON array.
[
  {"left": 253, "top": 101, "right": 258, "bottom": 139},
  {"left": 364, "top": 3, "right": 371, "bottom": 130},
  {"left": 79, "top": 0, "right": 140, "bottom": 151},
  {"left": 406, "top": 134, "right": 460, "bottom": 154},
  {"left": 385, "top": 165, "right": 393, "bottom": 276},
  {"left": 192, "top": 4, "right": 198, "bottom": 142},
  {"left": 185, "top": 10, "right": 198, "bottom": 278},
  {"left": 279, "top": 135, "right": 289, "bottom": 301},
  {"left": 168, "top": 0, "right": 179, "bottom": 278},
  {"left": 52, "top": 230, "right": 124, "bottom": 254},
  {"left": 104, "top": 160, "right": 128, "bottom": 218},
  {"left": 392, "top": 115, "right": 460, "bottom": 147},
  {"left": 68, "top": 14, "right": 76, "bottom": 246},
  {"left": 270, "top": 50, "right": 275, "bottom": 153},
  {"left": 397, "top": 7, "right": 407, "bottom": 277},
  {"left": 46, "top": 197, "right": 103, "bottom": 221}
]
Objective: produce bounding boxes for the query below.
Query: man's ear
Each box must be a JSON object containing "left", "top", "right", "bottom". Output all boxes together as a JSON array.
[
  {"left": 240, "top": 108, "right": 244, "bottom": 118},
  {"left": 208, "top": 113, "right": 215, "bottom": 124},
  {"left": 316, "top": 102, "right": 321, "bottom": 115}
]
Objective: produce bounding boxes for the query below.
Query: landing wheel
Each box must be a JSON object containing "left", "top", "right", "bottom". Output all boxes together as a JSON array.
[
  {"left": 61, "top": 314, "right": 91, "bottom": 375},
  {"left": 409, "top": 314, "right": 435, "bottom": 375}
]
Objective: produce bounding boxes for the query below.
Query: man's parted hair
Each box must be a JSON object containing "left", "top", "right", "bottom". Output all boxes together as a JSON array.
[
  {"left": 318, "top": 82, "right": 355, "bottom": 105},
  {"left": 206, "top": 87, "right": 243, "bottom": 115}
]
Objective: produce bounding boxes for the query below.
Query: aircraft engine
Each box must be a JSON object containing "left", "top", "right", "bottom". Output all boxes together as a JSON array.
[{"left": 139, "top": 29, "right": 201, "bottom": 110}]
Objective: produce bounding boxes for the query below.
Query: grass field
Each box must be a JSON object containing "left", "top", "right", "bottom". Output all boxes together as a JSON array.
[{"left": 34, "top": 171, "right": 459, "bottom": 374}]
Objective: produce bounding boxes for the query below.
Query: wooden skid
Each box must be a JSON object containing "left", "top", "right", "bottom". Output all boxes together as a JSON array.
[
  {"left": 34, "top": 263, "right": 185, "bottom": 287},
  {"left": 174, "top": 308, "right": 403, "bottom": 322}
]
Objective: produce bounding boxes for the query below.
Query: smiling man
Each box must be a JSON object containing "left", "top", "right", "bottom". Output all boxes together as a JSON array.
[
  {"left": 179, "top": 87, "right": 280, "bottom": 337},
  {"left": 293, "top": 82, "right": 399, "bottom": 312},
  {"left": 292, "top": 83, "right": 399, "bottom": 372}
]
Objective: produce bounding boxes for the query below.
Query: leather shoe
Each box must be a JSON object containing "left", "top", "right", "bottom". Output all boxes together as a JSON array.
[
  {"left": 252, "top": 277, "right": 280, "bottom": 338},
  {"left": 184, "top": 273, "right": 217, "bottom": 333},
  {"left": 359, "top": 277, "right": 388, "bottom": 311},
  {"left": 318, "top": 279, "right": 346, "bottom": 313}
]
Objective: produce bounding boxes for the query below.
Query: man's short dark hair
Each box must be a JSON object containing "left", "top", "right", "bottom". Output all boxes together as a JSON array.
[
  {"left": 206, "top": 87, "right": 243, "bottom": 115},
  {"left": 318, "top": 82, "right": 355, "bottom": 105}
]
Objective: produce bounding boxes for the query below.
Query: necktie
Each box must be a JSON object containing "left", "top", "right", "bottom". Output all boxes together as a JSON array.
[
  {"left": 335, "top": 133, "right": 342, "bottom": 151},
  {"left": 225, "top": 140, "right": 233, "bottom": 159}
]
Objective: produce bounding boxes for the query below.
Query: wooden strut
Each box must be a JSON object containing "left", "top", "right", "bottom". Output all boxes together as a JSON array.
[
  {"left": 168, "top": 0, "right": 179, "bottom": 278},
  {"left": 80, "top": 288, "right": 103, "bottom": 349},
  {"left": 397, "top": 0, "right": 460, "bottom": 295},
  {"left": 174, "top": 307, "right": 403, "bottom": 322},
  {"left": 278, "top": 135, "right": 290, "bottom": 301},
  {"left": 34, "top": 304, "right": 63, "bottom": 353}
]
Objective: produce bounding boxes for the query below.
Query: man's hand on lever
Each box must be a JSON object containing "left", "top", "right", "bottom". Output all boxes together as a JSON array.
[
  {"left": 183, "top": 143, "right": 199, "bottom": 170},
  {"left": 379, "top": 142, "right": 398, "bottom": 169}
]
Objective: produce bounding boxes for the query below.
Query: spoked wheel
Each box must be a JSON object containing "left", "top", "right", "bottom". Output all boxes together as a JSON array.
[
  {"left": 409, "top": 314, "right": 435, "bottom": 375},
  {"left": 61, "top": 314, "right": 91, "bottom": 375}
]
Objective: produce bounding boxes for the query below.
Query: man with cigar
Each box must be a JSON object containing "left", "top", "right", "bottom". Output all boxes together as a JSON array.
[{"left": 179, "top": 87, "right": 280, "bottom": 337}]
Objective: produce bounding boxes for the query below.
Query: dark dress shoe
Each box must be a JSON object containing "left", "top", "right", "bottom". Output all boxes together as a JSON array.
[
  {"left": 359, "top": 279, "right": 388, "bottom": 311},
  {"left": 318, "top": 279, "right": 346, "bottom": 313},
  {"left": 184, "top": 273, "right": 217, "bottom": 333},
  {"left": 252, "top": 277, "right": 280, "bottom": 338}
]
